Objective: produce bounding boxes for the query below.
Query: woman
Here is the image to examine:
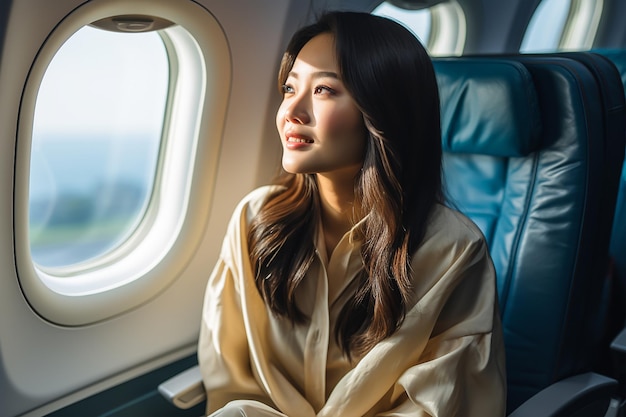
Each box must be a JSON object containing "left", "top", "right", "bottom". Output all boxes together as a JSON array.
[{"left": 198, "top": 11, "right": 506, "bottom": 417}]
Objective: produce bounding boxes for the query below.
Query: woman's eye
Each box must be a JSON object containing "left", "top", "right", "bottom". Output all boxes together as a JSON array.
[
  {"left": 281, "top": 84, "right": 294, "bottom": 94},
  {"left": 314, "top": 85, "right": 335, "bottom": 95}
]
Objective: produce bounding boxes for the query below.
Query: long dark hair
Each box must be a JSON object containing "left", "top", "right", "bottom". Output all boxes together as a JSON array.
[{"left": 249, "top": 11, "right": 443, "bottom": 358}]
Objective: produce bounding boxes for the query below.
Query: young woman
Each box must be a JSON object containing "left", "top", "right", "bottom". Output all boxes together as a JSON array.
[{"left": 198, "top": 11, "right": 506, "bottom": 417}]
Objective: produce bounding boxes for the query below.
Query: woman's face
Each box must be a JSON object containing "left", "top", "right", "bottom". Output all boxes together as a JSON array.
[{"left": 276, "top": 33, "right": 367, "bottom": 178}]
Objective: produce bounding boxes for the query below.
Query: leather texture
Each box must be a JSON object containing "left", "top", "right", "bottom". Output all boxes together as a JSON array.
[
  {"left": 558, "top": 51, "right": 626, "bottom": 384},
  {"left": 597, "top": 49, "right": 626, "bottom": 88},
  {"left": 436, "top": 59, "right": 542, "bottom": 157},
  {"left": 434, "top": 54, "right": 625, "bottom": 413},
  {"left": 596, "top": 49, "right": 626, "bottom": 301}
]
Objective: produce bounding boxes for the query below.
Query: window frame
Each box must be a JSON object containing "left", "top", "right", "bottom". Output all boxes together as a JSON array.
[
  {"left": 14, "top": 0, "right": 231, "bottom": 326},
  {"left": 560, "top": 0, "right": 603, "bottom": 50},
  {"left": 428, "top": 0, "right": 466, "bottom": 56},
  {"left": 521, "top": 0, "right": 604, "bottom": 53}
]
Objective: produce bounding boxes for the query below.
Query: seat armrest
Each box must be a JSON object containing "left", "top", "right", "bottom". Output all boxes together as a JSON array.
[
  {"left": 508, "top": 372, "right": 617, "bottom": 417},
  {"left": 158, "top": 365, "right": 207, "bottom": 410},
  {"left": 611, "top": 326, "right": 626, "bottom": 354}
]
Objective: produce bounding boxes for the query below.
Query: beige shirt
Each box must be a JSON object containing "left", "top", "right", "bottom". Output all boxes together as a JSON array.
[{"left": 198, "top": 186, "right": 506, "bottom": 417}]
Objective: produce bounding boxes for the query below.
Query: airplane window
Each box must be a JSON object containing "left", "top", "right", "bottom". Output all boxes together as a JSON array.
[
  {"left": 30, "top": 26, "right": 167, "bottom": 268},
  {"left": 521, "top": 0, "right": 571, "bottom": 52},
  {"left": 372, "top": 2, "right": 432, "bottom": 46},
  {"left": 372, "top": 0, "right": 466, "bottom": 56},
  {"left": 16, "top": 1, "right": 230, "bottom": 326},
  {"left": 521, "top": 0, "right": 603, "bottom": 52}
]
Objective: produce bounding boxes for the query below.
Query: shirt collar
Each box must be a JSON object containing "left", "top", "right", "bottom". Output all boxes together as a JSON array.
[{"left": 347, "top": 214, "right": 369, "bottom": 244}]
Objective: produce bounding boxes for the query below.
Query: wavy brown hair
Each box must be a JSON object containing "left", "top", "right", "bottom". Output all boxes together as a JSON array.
[{"left": 248, "top": 11, "right": 443, "bottom": 358}]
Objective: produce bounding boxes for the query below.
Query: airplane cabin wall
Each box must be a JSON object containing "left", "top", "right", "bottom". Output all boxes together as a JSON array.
[
  {"left": 594, "top": 0, "right": 626, "bottom": 48},
  {"left": 457, "top": 0, "right": 541, "bottom": 54}
]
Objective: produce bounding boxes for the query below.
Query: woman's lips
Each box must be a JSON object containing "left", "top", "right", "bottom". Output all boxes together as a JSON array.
[{"left": 285, "top": 133, "right": 314, "bottom": 149}]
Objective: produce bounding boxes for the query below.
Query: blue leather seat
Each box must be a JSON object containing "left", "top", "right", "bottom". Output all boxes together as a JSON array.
[
  {"left": 597, "top": 49, "right": 626, "bottom": 87},
  {"left": 434, "top": 55, "right": 624, "bottom": 415},
  {"left": 594, "top": 48, "right": 626, "bottom": 415},
  {"left": 595, "top": 49, "right": 626, "bottom": 316},
  {"left": 567, "top": 50, "right": 626, "bottom": 295}
]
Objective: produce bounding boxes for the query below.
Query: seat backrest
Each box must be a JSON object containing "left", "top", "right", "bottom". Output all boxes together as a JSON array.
[
  {"left": 434, "top": 55, "right": 625, "bottom": 413},
  {"left": 595, "top": 49, "right": 626, "bottom": 308},
  {"left": 596, "top": 49, "right": 626, "bottom": 88},
  {"left": 556, "top": 51, "right": 626, "bottom": 377},
  {"left": 563, "top": 51, "right": 626, "bottom": 283}
]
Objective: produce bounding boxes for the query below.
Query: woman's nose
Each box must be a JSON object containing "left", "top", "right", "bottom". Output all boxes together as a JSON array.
[{"left": 283, "top": 96, "right": 310, "bottom": 125}]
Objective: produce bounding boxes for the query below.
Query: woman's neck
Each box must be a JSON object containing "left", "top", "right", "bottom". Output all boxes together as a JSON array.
[{"left": 316, "top": 170, "right": 361, "bottom": 258}]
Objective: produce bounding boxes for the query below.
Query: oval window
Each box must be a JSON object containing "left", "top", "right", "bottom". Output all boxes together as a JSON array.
[{"left": 15, "top": 0, "right": 231, "bottom": 325}]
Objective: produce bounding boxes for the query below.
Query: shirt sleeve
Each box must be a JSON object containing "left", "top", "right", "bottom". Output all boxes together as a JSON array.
[
  {"left": 198, "top": 254, "right": 269, "bottom": 413},
  {"left": 197, "top": 191, "right": 272, "bottom": 414},
  {"left": 376, "top": 238, "right": 506, "bottom": 417},
  {"left": 198, "top": 186, "right": 319, "bottom": 417}
]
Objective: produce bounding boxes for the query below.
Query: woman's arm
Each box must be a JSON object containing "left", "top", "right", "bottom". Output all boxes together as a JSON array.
[{"left": 198, "top": 257, "right": 269, "bottom": 414}]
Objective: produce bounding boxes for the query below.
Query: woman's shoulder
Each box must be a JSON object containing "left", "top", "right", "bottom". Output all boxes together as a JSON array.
[
  {"left": 230, "top": 185, "right": 284, "bottom": 224},
  {"left": 425, "top": 203, "right": 487, "bottom": 247},
  {"left": 220, "top": 185, "right": 280, "bottom": 245},
  {"left": 238, "top": 185, "right": 275, "bottom": 212},
  {"left": 407, "top": 204, "right": 494, "bottom": 306}
]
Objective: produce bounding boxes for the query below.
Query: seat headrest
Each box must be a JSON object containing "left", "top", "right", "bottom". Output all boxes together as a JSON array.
[{"left": 434, "top": 59, "right": 542, "bottom": 157}]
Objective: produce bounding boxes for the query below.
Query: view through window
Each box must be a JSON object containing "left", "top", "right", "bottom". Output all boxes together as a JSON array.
[{"left": 30, "top": 26, "right": 168, "bottom": 268}]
